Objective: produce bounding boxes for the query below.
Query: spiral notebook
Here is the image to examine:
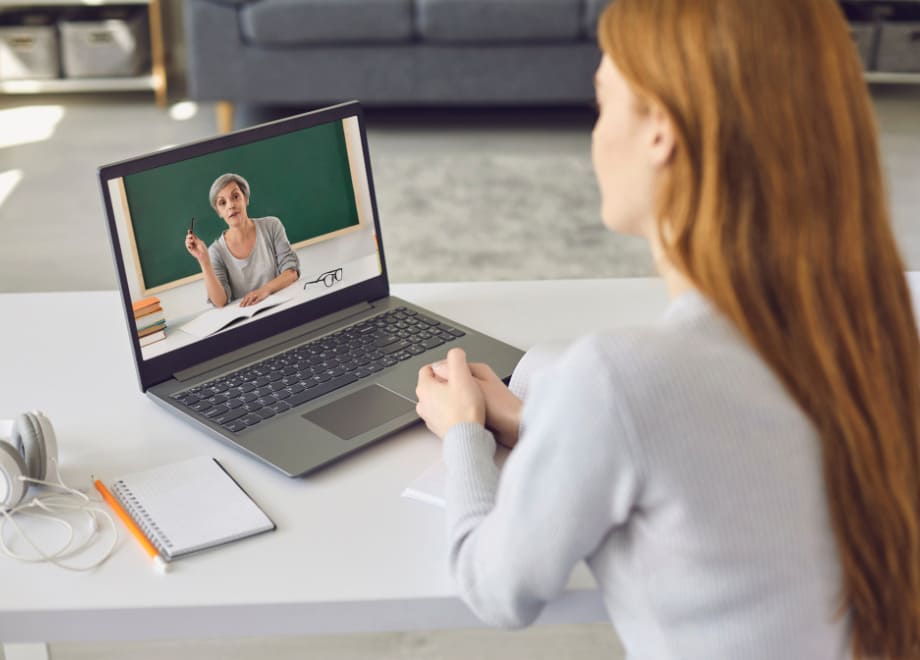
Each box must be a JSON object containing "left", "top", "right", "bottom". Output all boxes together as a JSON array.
[{"left": 110, "top": 456, "right": 276, "bottom": 561}]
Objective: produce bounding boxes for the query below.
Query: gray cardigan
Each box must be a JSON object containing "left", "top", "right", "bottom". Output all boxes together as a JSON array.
[
  {"left": 443, "top": 290, "right": 850, "bottom": 659},
  {"left": 207, "top": 216, "right": 300, "bottom": 304}
]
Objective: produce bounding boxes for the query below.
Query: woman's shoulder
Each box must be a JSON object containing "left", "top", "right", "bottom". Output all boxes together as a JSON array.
[
  {"left": 252, "top": 216, "right": 283, "bottom": 229},
  {"left": 208, "top": 231, "right": 228, "bottom": 254}
]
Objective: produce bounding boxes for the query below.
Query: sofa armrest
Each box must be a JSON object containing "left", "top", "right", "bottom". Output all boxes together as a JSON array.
[{"left": 183, "top": 0, "right": 247, "bottom": 100}]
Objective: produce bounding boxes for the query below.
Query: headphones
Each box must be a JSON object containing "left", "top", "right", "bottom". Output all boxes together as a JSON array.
[{"left": 0, "top": 411, "right": 58, "bottom": 512}]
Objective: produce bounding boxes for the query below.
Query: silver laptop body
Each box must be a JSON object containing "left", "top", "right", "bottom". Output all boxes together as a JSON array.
[{"left": 99, "top": 101, "right": 522, "bottom": 477}]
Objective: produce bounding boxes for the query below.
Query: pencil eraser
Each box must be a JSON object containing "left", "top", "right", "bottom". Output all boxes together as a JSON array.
[{"left": 153, "top": 556, "right": 169, "bottom": 575}]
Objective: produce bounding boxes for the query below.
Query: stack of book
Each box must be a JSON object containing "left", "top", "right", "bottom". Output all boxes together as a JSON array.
[{"left": 133, "top": 296, "right": 167, "bottom": 347}]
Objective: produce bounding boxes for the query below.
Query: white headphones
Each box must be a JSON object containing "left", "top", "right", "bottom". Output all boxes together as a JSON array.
[
  {"left": 0, "top": 411, "right": 120, "bottom": 571},
  {"left": 0, "top": 411, "right": 58, "bottom": 512}
]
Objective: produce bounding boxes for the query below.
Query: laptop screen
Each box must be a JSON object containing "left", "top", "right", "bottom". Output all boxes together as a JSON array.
[{"left": 100, "top": 102, "right": 388, "bottom": 390}]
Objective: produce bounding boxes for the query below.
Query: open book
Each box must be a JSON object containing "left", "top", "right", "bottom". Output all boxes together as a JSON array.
[
  {"left": 180, "top": 293, "right": 290, "bottom": 338},
  {"left": 401, "top": 342, "right": 568, "bottom": 508}
]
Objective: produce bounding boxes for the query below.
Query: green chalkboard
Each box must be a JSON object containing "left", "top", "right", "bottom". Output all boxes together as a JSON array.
[{"left": 123, "top": 121, "right": 360, "bottom": 293}]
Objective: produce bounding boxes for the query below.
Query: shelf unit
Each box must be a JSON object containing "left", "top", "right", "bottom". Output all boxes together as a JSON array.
[
  {"left": 842, "top": 0, "right": 920, "bottom": 84},
  {"left": 0, "top": 0, "right": 166, "bottom": 106},
  {"left": 865, "top": 71, "right": 920, "bottom": 84}
]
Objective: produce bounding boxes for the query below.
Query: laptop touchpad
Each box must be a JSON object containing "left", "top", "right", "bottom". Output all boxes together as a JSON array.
[{"left": 303, "top": 385, "right": 416, "bottom": 440}]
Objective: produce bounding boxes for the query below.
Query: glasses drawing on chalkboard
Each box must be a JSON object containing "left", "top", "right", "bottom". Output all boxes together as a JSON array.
[{"left": 304, "top": 268, "right": 343, "bottom": 289}]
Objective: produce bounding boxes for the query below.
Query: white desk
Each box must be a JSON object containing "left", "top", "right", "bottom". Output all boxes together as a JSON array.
[{"left": 1, "top": 276, "right": 917, "bottom": 659}]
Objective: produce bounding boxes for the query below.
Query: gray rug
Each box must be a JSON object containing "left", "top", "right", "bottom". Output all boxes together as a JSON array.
[{"left": 374, "top": 153, "right": 655, "bottom": 283}]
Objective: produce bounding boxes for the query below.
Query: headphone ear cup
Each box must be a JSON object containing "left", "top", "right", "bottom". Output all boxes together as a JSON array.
[
  {"left": 30, "top": 412, "right": 57, "bottom": 482},
  {"left": 0, "top": 441, "right": 28, "bottom": 511},
  {"left": 12, "top": 412, "right": 48, "bottom": 482}
]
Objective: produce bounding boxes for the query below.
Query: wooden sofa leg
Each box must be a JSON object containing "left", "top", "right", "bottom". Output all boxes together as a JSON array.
[{"left": 216, "top": 101, "right": 234, "bottom": 134}]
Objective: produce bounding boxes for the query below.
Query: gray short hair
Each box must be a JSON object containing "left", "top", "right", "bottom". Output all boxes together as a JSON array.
[{"left": 209, "top": 173, "right": 250, "bottom": 210}]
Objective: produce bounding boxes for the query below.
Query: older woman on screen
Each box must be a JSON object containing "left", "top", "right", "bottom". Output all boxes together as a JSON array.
[{"left": 185, "top": 173, "right": 299, "bottom": 307}]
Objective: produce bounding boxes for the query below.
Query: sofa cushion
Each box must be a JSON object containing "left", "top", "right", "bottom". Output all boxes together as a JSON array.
[
  {"left": 240, "top": 0, "right": 413, "bottom": 46},
  {"left": 415, "top": 0, "right": 584, "bottom": 43},
  {"left": 584, "top": 0, "right": 613, "bottom": 38}
]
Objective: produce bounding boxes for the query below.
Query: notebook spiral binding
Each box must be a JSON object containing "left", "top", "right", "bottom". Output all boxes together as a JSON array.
[{"left": 111, "top": 479, "right": 175, "bottom": 552}]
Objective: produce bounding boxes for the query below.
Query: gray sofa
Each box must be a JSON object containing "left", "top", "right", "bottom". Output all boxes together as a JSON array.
[{"left": 183, "top": 0, "right": 611, "bottom": 132}]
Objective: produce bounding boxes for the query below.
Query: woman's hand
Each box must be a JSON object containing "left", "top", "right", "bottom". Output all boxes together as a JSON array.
[
  {"left": 185, "top": 233, "right": 209, "bottom": 262},
  {"left": 432, "top": 357, "right": 522, "bottom": 448},
  {"left": 416, "top": 348, "right": 486, "bottom": 440},
  {"left": 240, "top": 285, "right": 271, "bottom": 307}
]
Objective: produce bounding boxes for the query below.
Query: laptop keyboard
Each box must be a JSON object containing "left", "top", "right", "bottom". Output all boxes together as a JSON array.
[{"left": 171, "top": 307, "right": 465, "bottom": 434}]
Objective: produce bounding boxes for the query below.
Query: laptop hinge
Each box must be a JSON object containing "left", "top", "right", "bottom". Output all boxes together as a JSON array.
[{"left": 173, "top": 301, "right": 375, "bottom": 382}]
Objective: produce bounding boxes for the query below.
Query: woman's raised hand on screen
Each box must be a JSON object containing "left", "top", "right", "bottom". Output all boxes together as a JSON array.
[{"left": 185, "top": 233, "right": 208, "bottom": 262}]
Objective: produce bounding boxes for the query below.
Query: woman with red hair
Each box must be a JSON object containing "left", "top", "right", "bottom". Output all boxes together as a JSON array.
[{"left": 416, "top": 1, "right": 920, "bottom": 657}]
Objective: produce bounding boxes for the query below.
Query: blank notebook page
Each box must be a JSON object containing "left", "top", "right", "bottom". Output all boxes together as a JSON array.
[{"left": 111, "top": 455, "right": 274, "bottom": 559}]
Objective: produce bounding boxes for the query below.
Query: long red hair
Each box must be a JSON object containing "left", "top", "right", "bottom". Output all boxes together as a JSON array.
[{"left": 598, "top": 0, "right": 920, "bottom": 657}]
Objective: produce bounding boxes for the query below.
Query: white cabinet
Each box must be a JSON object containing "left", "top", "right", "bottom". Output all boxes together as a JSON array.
[{"left": 0, "top": 0, "right": 167, "bottom": 105}]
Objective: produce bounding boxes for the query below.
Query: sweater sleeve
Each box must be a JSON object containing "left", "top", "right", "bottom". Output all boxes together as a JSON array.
[
  {"left": 265, "top": 217, "right": 300, "bottom": 277},
  {"left": 443, "top": 336, "right": 643, "bottom": 629},
  {"left": 207, "top": 240, "right": 232, "bottom": 305}
]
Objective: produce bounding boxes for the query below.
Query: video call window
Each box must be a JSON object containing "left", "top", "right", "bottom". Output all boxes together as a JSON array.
[{"left": 107, "top": 116, "right": 382, "bottom": 361}]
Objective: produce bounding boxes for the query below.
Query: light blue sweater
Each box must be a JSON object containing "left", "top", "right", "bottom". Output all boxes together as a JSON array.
[{"left": 443, "top": 290, "right": 850, "bottom": 659}]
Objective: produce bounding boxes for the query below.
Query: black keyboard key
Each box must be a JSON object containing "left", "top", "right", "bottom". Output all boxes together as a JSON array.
[
  {"left": 272, "top": 389, "right": 291, "bottom": 400},
  {"left": 256, "top": 386, "right": 273, "bottom": 397},
  {"left": 204, "top": 404, "right": 229, "bottom": 419},
  {"left": 224, "top": 421, "right": 247, "bottom": 432},
  {"left": 382, "top": 340, "right": 411, "bottom": 355},
  {"left": 190, "top": 400, "right": 212, "bottom": 412},
  {"left": 374, "top": 334, "right": 399, "bottom": 347},
  {"left": 267, "top": 401, "right": 291, "bottom": 414},
  {"left": 287, "top": 384, "right": 305, "bottom": 395},
  {"left": 286, "top": 374, "right": 359, "bottom": 408},
  {"left": 240, "top": 392, "right": 258, "bottom": 403},
  {"left": 438, "top": 332, "right": 455, "bottom": 342},
  {"left": 241, "top": 414, "right": 262, "bottom": 427},
  {"left": 421, "top": 337, "right": 445, "bottom": 349},
  {"left": 446, "top": 327, "right": 465, "bottom": 337},
  {"left": 214, "top": 408, "right": 247, "bottom": 425},
  {"left": 226, "top": 398, "right": 245, "bottom": 409},
  {"left": 239, "top": 382, "right": 256, "bottom": 393},
  {"left": 256, "top": 407, "right": 276, "bottom": 419},
  {"left": 269, "top": 382, "right": 287, "bottom": 392},
  {"left": 407, "top": 345, "right": 426, "bottom": 355}
]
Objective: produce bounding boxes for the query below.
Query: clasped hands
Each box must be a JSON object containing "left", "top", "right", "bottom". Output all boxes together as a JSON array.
[{"left": 415, "top": 348, "right": 522, "bottom": 448}]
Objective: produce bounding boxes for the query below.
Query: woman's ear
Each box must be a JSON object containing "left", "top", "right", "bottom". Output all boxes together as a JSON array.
[{"left": 647, "top": 103, "right": 676, "bottom": 168}]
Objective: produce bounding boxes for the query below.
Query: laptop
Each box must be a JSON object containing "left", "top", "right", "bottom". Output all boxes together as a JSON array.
[{"left": 99, "top": 100, "right": 523, "bottom": 477}]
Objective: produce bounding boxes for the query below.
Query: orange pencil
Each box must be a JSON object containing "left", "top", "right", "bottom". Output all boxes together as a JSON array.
[{"left": 93, "top": 477, "right": 168, "bottom": 573}]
